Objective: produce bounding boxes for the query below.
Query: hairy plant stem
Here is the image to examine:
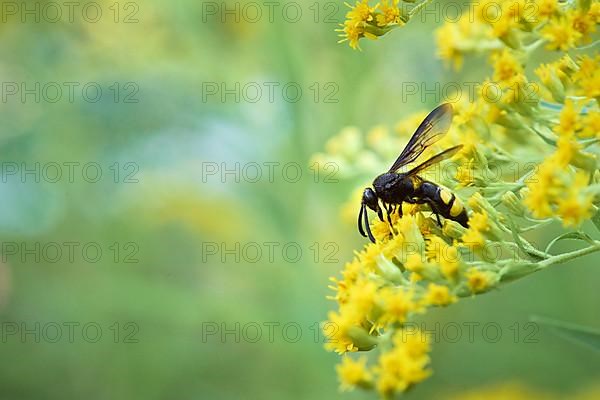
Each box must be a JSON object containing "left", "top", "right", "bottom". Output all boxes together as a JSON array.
[{"left": 537, "top": 240, "right": 600, "bottom": 269}]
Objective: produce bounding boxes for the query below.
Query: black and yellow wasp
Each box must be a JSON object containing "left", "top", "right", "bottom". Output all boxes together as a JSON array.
[{"left": 358, "top": 103, "right": 469, "bottom": 243}]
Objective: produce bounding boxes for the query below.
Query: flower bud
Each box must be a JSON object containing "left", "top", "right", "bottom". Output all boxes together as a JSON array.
[
  {"left": 496, "top": 111, "right": 527, "bottom": 130},
  {"left": 499, "top": 261, "right": 537, "bottom": 282},
  {"left": 499, "top": 28, "right": 521, "bottom": 50},
  {"left": 443, "top": 219, "right": 468, "bottom": 239},
  {"left": 571, "top": 150, "right": 598, "bottom": 172},
  {"left": 501, "top": 191, "right": 526, "bottom": 216},
  {"left": 347, "top": 326, "right": 378, "bottom": 351},
  {"left": 468, "top": 192, "right": 495, "bottom": 215}
]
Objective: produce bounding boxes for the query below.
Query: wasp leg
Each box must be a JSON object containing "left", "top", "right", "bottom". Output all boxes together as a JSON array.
[
  {"left": 424, "top": 199, "right": 443, "bottom": 227},
  {"left": 377, "top": 205, "right": 384, "bottom": 222},
  {"left": 409, "top": 197, "right": 444, "bottom": 227},
  {"left": 396, "top": 203, "right": 403, "bottom": 218},
  {"left": 385, "top": 203, "right": 394, "bottom": 228}
]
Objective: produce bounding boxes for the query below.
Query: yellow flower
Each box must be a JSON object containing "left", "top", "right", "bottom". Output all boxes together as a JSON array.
[
  {"left": 581, "top": 111, "right": 600, "bottom": 139},
  {"left": 345, "top": 0, "right": 375, "bottom": 23},
  {"left": 338, "top": 24, "right": 359, "bottom": 50},
  {"left": 573, "top": 55, "right": 599, "bottom": 82},
  {"left": 572, "top": 54, "right": 600, "bottom": 98},
  {"left": 469, "top": 211, "right": 490, "bottom": 232},
  {"left": 377, "top": 287, "right": 418, "bottom": 325},
  {"left": 455, "top": 160, "right": 475, "bottom": 187},
  {"left": 555, "top": 134, "right": 582, "bottom": 167},
  {"left": 357, "top": 242, "right": 382, "bottom": 272},
  {"left": 536, "top": 160, "right": 561, "bottom": 190},
  {"left": 439, "top": 245, "right": 460, "bottom": 279},
  {"left": 571, "top": 10, "right": 596, "bottom": 39},
  {"left": 376, "top": 0, "right": 401, "bottom": 27},
  {"left": 466, "top": 268, "right": 494, "bottom": 293},
  {"left": 346, "top": 278, "right": 378, "bottom": 319},
  {"left": 492, "top": 49, "right": 524, "bottom": 87},
  {"left": 435, "top": 23, "right": 464, "bottom": 70},
  {"left": 336, "top": 356, "right": 372, "bottom": 391},
  {"left": 329, "top": 259, "right": 364, "bottom": 304},
  {"left": 404, "top": 253, "right": 424, "bottom": 273},
  {"left": 426, "top": 235, "right": 448, "bottom": 263},
  {"left": 376, "top": 371, "right": 405, "bottom": 397},
  {"left": 391, "top": 329, "right": 430, "bottom": 359},
  {"left": 523, "top": 185, "right": 553, "bottom": 218},
  {"left": 535, "top": 62, "right": 565, "bottom": 101},
  {"left": 555, "top": 100, "right": 581, "bottom": 136},
  {"left": 557, "top": 193, "right": 593, "bottom": 227},
  {"left": 342, "top": 259, "right": 362, "bottom": 283},
  {"left": 534, "top": 63, "right": 553, "bottom": 86},
  {"left": 376, "top": 330, "right": 431, "bottom": 397},
  {"left": 537, "top": 0, "right": 558, "bottom": 20},
  {"left": 325, "top": 310, "right": 359, "bottom": 353},
  {"left": 557, "top": 172, "right": 594, "bottom": 227},
  {"left": 395, "top": 215, "right": 424, "bottom": 245},
  {"left": 460, "top": 209, "right": 492, "bottom": 249},
  {"left": 490, "top": 13, "right": 519, "bottom": 40},
  {"left": 338, "top": 20, "right": 366, "bottom": 50},
  {"left": 577, "top": 70, "right": 600, "bottom": 99},
  {"left": 542, "top": 16, "right": 582, "bottom": 51},
  {"left": 423, "top": 283, "right": 457, "bottom": 306},
  {"left": 382, "top": 231, "right": 407, "bottom": 260},
  {"left": 589, "top": 3, "right": 600, "bottom": 23},
  {"left": 500, "top": 75, "right": 532, "bottom": 104},
  {"left": 462, "top": 228, "right": 485, "bottom": 249},
  {"left": 372, "top": 218, "right": 393, "bottom": 244}
]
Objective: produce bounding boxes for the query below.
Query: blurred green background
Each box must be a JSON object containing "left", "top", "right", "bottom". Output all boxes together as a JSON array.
[{"left": 0, "top": 0, "right": 598, "bottom": 399}]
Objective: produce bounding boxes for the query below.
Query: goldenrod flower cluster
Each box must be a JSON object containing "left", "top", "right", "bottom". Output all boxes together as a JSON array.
[
  {"left": 436, "top": 0, "right": 600, "bottom": 68},
  {"left": 321, "top": 0, "right": 600, "bottom": 397},
  {"left": 337, "top": 0, "right": 409, "bottom": 49}
]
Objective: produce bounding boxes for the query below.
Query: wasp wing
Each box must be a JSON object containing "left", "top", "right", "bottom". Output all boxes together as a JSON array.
[
  {"left": 388, "top": 103, "right": 454, "bottom": 172},
  {"left": 405, "top": 145, "right": 463, "bottom": 177}
]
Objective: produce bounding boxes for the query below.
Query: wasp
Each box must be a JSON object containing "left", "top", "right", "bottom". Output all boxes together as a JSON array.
[{"left": 358, "top": 103, "right": 469, "bottom": 243}]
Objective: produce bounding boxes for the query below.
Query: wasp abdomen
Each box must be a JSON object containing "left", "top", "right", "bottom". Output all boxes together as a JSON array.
[{"left": 419, "top": 182, "right": 469, "bottom": 228}]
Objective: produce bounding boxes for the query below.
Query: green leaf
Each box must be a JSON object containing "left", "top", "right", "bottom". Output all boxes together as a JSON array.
[
  {"left": 531, "top": 316, "right": 600, "bottom": 353},
  {"left": 544, "top": 231, "right": 594, "bottom": 253},
  {"left": 531, "top": 124, "right": 557, "bottom": 146}
]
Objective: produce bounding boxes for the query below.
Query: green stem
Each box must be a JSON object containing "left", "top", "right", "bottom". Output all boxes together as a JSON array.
[
  {"left": 408, "top": 0, "right": 435, "bottom": 17},
  {"left": 537, "top": 241, "right": 600, "bottom": 269},
  {"left": 523, "top": 39, "right": 545, "bottom": 54}
]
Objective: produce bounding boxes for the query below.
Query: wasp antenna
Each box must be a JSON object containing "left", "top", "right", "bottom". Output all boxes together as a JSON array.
[
  {"left": 363, "top": 206, "right": 376, "bottom": 243},
  {"left": 358, "top": 204, "right": 367, "bottom": 238}
]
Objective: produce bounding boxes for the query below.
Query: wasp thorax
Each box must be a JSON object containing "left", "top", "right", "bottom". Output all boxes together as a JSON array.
[{"left": 373, "top": 173, "right": 412, "bottom": 204}]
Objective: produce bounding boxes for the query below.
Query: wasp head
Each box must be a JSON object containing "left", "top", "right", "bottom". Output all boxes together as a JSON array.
[{"left": 362, "top": 188, "right": 379, "bottom": 212}]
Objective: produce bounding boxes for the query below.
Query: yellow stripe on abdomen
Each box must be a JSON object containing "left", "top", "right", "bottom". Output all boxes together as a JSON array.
[
  {"left": 450, "top": 197, "right": 464, "bottom": 217},
  {"left": 440, "top": 188, "right": 464, "bottom": 217},
  {"left": 439, "top": 189, "right": 453, "bottom": 204}
]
